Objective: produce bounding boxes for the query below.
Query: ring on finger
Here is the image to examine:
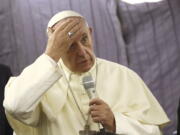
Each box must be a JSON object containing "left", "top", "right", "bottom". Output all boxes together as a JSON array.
[{"left": 68, "top": 32, "right": 74, "bottom": 38}]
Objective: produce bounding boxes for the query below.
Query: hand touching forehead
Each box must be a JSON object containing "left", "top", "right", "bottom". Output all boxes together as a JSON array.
[
  {"left": 51, "top": 17, "right": 86, "bottom": 34},
  {"left": 45, "top": 16, "right": 90, "bottom": 63}
]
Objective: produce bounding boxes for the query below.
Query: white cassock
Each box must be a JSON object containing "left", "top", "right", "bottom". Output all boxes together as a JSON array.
[{"left": 4, "top": 54, "right": 170, "bottom": 135}]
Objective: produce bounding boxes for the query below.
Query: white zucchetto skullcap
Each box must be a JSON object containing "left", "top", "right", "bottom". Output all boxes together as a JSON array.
[{"left": 47, "top": 10, "right": 84, "bottom": 29}]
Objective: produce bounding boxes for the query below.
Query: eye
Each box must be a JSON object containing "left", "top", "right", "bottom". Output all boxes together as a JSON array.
[{"left": 81, "top": 35, "right": 88, "bottom": 45}]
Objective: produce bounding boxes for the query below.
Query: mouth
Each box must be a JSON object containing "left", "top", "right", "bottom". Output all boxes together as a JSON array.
[{"left": 77, "top": 59, "right": 89, "bottom": 65}]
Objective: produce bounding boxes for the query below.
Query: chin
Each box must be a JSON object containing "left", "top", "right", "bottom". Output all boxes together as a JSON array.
[
  {"left": 82, "top": 68, "right": 91, "bottom": 72},
  {"left": 76, "top": 66, "right": 91, "bottom": 73},
  {"left": 80, "top": 68, "right": 90, "bottom": 73},
  {"left": 74, "top": 60, "right": 94, "bottom": 73}
]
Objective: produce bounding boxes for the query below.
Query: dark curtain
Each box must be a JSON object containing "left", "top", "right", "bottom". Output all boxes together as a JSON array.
[{"left": 0, "top": 0, "right": 179, "bottom": 134}]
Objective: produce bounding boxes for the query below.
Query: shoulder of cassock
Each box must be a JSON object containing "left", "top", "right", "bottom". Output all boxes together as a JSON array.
[{"left": 95, "top": 58, "right": 170, "bottom": 127}]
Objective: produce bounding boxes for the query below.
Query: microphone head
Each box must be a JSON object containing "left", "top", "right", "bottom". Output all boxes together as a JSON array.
[{"left": 82, "top": 75, "right": 95, "bottom": 90}]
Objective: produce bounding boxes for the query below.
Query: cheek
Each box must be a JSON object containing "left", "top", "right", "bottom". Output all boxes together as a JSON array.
[
  {"left": 63, "top": 54, "right": 75, "bottom": 65},
  {"left": 87, "top": 49, "right": 95, "bottom": 59},
  {"left": 68, "top": 54, "right": 76, "bottom": 65}
]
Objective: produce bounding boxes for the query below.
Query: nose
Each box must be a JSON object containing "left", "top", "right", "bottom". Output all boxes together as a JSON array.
[{"left": 76, "top": 43, "right": 86, "bottom": 57}]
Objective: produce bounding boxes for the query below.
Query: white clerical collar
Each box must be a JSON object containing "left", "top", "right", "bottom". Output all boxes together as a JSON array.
[{"left": 57, "top": 58, "right": 97, "bottom": 82}]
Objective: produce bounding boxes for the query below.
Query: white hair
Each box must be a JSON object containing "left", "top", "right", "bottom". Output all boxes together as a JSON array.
[{"left": 47, "top": 10, "right": 88, "bottom": 33}]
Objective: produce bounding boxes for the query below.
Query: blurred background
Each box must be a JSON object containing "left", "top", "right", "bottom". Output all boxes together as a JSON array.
[{"left": 0, "top": 0, "right": 180, "bottom": 134}]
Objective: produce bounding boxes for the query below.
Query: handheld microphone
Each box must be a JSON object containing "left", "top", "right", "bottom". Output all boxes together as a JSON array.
[
  {"left": 82, "top": 75, "right": 104, "bottom": 130},
  {"left": 82, "top": 75, "right": 96, "bottom": 99}
]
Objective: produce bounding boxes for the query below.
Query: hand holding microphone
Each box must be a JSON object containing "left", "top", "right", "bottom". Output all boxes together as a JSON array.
[{"left": 82, "top": 75, "right": 116, "bottom": 133}]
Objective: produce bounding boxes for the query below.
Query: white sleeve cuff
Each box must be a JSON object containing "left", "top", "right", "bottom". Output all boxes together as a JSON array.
[
  {"left": 114, "top": 113, "right": 161, "bottom": 135},
  {"left": 43, "top": 53, "right": 58, "bottom": 66}
]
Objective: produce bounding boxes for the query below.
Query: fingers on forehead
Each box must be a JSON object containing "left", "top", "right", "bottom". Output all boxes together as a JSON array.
[
  {"left": 52, "top": 19, "right": 76, "bottom": 32},
  {"left": 53, "top": 17, "right": 84, "bottom": 29},
  {"left": 65, "top": 20, "right": 82, "bottom": 33},
  {"left": 53, "top": 19, "right": 72, "bottom": 30},
  {"left": 53, "top": 18, "right": 85, "bottom": 35}
]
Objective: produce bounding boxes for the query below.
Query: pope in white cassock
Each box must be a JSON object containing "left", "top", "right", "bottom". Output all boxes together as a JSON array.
[{"left": 3, "top": 10, "right": 170, "bottom": 135}]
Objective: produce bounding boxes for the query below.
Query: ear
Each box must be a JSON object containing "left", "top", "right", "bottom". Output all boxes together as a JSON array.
[
  {"left": 88, "top": 27, "right": 93, "bottom": 40},
  {"left": 47, "top": 27, "right": 53, "bottom": 37},
  {"left": 48, "top": 27, "right": 53, "bottom": 33},
  {"left": 89, "top": 27, "right": 92, "bottom": 34}
]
